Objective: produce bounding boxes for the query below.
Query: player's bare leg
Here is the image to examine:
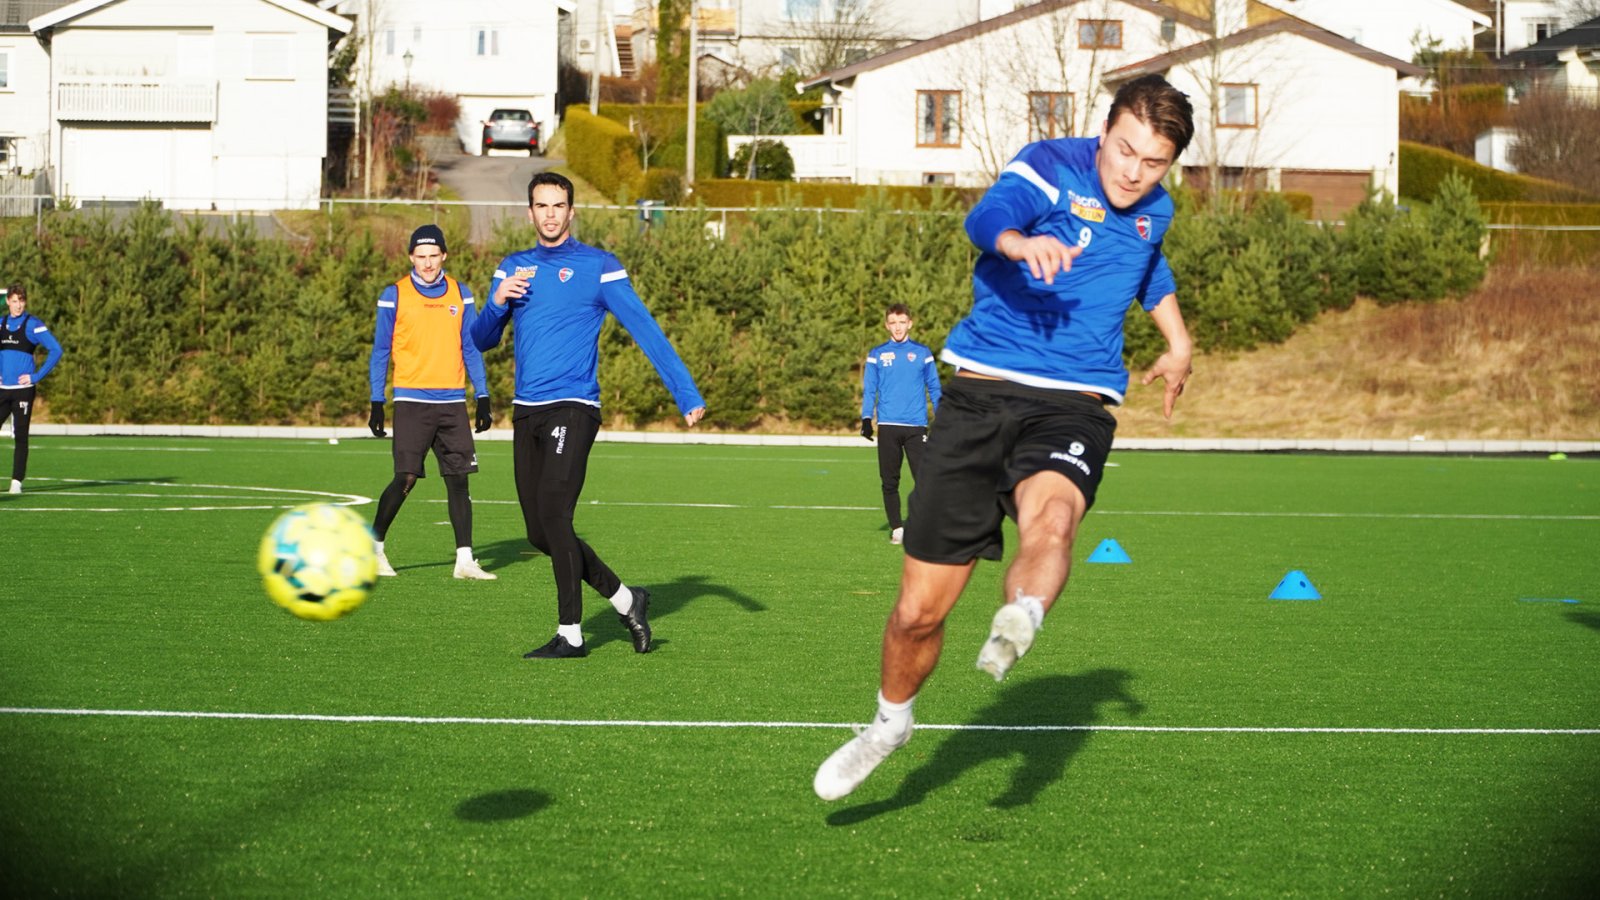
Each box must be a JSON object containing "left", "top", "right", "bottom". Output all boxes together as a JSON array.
[
  {"left": 978, "top": 471, "right": 1086, "bottom": 680},
  {"left": 815, "top": 557, "right": 973, "bottom": 800}
]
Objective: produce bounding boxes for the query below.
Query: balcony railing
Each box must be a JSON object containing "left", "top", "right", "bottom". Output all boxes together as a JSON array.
[
  {"left": 56, "top": 79, "right": 217, "bottom": 123},
  {"left": 727, "top": 134, "right": 853, "bottom": 181}
]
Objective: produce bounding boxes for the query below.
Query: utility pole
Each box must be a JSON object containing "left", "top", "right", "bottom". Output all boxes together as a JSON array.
[
  {"left": 686, "top": 0, "right": 698, "bottom": 190},
  {"left": 589, "top": 1, "right": 606, "bottom": 116}
]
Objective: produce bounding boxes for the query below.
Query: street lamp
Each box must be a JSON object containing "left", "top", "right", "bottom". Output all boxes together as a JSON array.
[{"left": 403, "top": 48, "right": 413, "bottom": 90}]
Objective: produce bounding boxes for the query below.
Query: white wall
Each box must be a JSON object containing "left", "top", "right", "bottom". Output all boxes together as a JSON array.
[
  {"left": 327, "top": 0, "right": 565, "bottom": 154},
  {"left": 0, "top": 34, "right": 53, "bottom": 173},
  {"left": 1166, "top": 30, "right": 1403, "bottom": 196},
  {"left": 1259, "top": 0, "right": 1487, "bottom": 61},
  {"left": 45, "top": 0, "right": 344, "bottom": 209},
  {"left": 835, "top": 2, "right": 1205, "bottom": 186},
  {"left": 1497, "top": 0, "right": 1565, "bottom": 53}
]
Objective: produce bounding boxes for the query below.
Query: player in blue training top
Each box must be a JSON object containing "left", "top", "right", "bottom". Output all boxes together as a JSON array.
[
  {"left": 367, "top": 224, "right": 495, "bottom": 582},
  {"left": 472, "top": 171, "right": 706, "bottom": 660},
  {"left": 817, "top": 74, "right": 1197, "bottom": 801},
  {"left": 0, "top": 283, "right": 65, "bottom": 495},
  {"left": 859, "top": 303, "right": 941, "bottom": 545}
]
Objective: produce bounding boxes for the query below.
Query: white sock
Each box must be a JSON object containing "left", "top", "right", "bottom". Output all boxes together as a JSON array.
[
  {"left": 873, "top": 691, "right": 914, "bottom": 742},
  {"left": 455, "top": 546, "right": 474, "bottom": 564},
  {"left": 557, "top": 623, "right": 583, "bottom": 646},
  {"left": 1013, "top": 592, "right": 1046, "bottom": 631},
  {"left": 608, "top": 584, "right": 634, "bottom": 615},
  {"left": 375, "top": 540, "right": 386, "bottom": 554}
]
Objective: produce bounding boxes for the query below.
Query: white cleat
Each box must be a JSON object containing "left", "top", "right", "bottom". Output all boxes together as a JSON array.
[
  {"left": 453, "top": 558, "right": 497, "bottom": 581},
  {"left": 814, "top": 723, "right": 909, "bottom": 801},
  {"left": 375, "top": 549, "right": 398, "bottom": 577},
  {"left": 889, "top": 527, "right": 904, "bottom": 545},
  {"left": 8, "top": 479, "right": 20, "bottom": 495},
  {"left": 976, "top": 603, "right": 1036, "bottom": 682}
]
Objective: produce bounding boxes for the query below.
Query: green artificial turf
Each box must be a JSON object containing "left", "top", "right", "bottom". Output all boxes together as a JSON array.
[{"left": 1, "top": 438, "right": 1596, "bottom": 896}]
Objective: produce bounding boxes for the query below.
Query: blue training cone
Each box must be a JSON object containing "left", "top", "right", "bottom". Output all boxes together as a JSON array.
[
  {"left": 1270, "top": 570, "right": 1321, "bottom": 601},
  {"left": 1087, "top": 538, "right": 1132, "bottom": 564}
]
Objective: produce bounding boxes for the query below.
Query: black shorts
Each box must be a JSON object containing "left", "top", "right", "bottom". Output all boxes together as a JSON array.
[
  {"left": 392, "top": 401, "right": 478, "bottom": 477},
  {"left": 903, "top": 377, "right": 1116, "bottom": 565}
]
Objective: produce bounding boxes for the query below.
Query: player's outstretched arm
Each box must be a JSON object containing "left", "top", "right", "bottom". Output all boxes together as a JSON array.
[{"left": 1139, "top": 293, "right": 1193, "bottom": 419}]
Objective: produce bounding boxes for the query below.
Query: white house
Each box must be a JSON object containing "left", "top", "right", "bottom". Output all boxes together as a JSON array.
[
  {"left": 1255, "top": 0, "right": 1489, "bottom": 65},
  {"left": 630, "top": 0, "right": 1022, "bottom": 78},
  {"left": 1, "top": 2, "right": 69, "bottom": 178},
  {"left": 1502, "top": 13, "right": 1600, "bottom": 102},
  {"left": 24, "top": 0, "right": 351, "bottom": 211},
  {"left": 319, "top": 0, "right": 571, "bottom": 156},
  {"left": 798, "top": 0, "right": 1424, "bottom": 218}
]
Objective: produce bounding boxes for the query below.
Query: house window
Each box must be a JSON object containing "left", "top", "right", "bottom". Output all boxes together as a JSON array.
[
  {"left": 844, "top": 46, "right": 869, "bottom": 65},
  {"left": 1219, "top": 83, "right": 1257, "bottom": 127},
  {"left": 0, "top": 138, "right": 11, "bottom": 168},
  {"left": 1528, "top": 18, "right": 1559, "bottom": 44},
  {"left": 922, "top": 172, "right": 955, "bottom": 186},
  {"left": 474, "top": 28, "right": 499, "bottom": 56},
  {"left": 413, "top": 26, "right": 422, "bottom": 43},
  {"left": 248, "top": 35, "right": 293, "bottom": 80},
  {"left": 785, "top": 0, "right": 821, "bottom": 22},
  {"left": 1078, "top": 19, "right": 1122, "bottom": 49},
  {"left": 834, "top": 0, "right": 861, "bottom": 21},
  {"left": 1029, "top": 91, "right": 1072, "bottom": 141},
  {"left": 917, "top": 91, "right": 960, "bottom": 147},
  {"left": 0, "top": 50, "right": 10, "bottom": 90},
  {"left": 385, "top": 29, "right": 395, "bottom": 56},
  {"left": 779, "top": 46, "right": 802, "bottom": 71}
]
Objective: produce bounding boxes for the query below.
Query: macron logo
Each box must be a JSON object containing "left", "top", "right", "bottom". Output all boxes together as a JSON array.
[
  {"left": 551, "top": 425, "right": 567, "bottom": 454},
  {"left": 1049, "top": 450, "right": 1091, "bottom": 476}
]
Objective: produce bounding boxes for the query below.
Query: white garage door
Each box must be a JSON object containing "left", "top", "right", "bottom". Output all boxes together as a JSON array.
[{"left": 62, "top": 126, "right": 213, "bottom": 206}]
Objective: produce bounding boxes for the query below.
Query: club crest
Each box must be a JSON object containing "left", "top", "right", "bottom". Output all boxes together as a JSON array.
[
  {"left": 559, "top": 267, "right": 574, "bottom": 283},
  {"left": 1136, "top": 216, "right": 1151, "bottom": 241},
  {"left": 448, "top": 305, "right": 459, "bottom": 317}
]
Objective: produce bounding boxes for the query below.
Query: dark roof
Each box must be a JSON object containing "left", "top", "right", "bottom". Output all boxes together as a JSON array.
[
  {"left": 1502, "top": 16, "right": 1600, "bottom": 69},
  {"left": 1106, "top": 15, "right": 1428, "bottom": 82},
  {"left": 1, "top": 0, "right": 73, "bottom": 32},
  {"left": 800, "top": 0, "right": 1210, "bottom": 90}
]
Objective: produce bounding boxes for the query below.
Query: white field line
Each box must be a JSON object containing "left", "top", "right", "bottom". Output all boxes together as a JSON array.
[{"left": 1, "top": 707, "right": 1596, "bottom": 736}]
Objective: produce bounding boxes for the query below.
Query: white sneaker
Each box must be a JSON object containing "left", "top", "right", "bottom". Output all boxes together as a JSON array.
[
  {"left": 976, "top": 603, "right": 1036, "bottom": 682},
  {"left": 7, "top": 479, "right": 19, "bottom": 495},
  {"left": 453, "top": 558, "right": 497, "bottom": 580},
  {"left": 889, "top": 527, "right": 904, "bottom": 545},
  {"left": 814, "top": 723, "right": 909, "bottom": 801},
  {"left": 375, "top": 548, "right": 397, "bottom": 577}
]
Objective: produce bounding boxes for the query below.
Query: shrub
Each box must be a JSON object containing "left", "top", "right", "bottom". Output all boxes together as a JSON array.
[{"left": 728, "top": 140, "right": 795, "bottom": 181}]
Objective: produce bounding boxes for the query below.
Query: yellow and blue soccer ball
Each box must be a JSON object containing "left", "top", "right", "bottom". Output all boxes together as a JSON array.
[{"left": 258, "top": 503, "right": 378, "bottom": 621}]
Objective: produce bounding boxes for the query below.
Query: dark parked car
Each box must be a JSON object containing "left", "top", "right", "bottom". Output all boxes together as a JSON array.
[{"left": 481, "top": 109, "right": 540, "bottom": 156}]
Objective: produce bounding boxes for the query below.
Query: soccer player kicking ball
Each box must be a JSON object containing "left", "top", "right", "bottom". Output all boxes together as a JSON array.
[
  {"left": 815, "top": 74, "right": 1196, "bottom": 801},
  {"left": 366, "top": 224, "right": 497, "bottom": 581},
  {"left": 472, "top": 172, "right": 706, "bottom": 659}
]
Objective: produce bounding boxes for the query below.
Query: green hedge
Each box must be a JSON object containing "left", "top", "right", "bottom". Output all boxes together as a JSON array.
[
  {"left": 562, "top": 108, "right": 640, "bottom": 203},
  {"left": 0, "top": 185, "right": 1487, "bottom": 430},
  {"left": 596, "top": 103, "right": 723, "bottom": 187},
  {"left": 1480, "top": 201, "right": 1600, "bottom": 266},
  {"left": 1399, "top": 140, "right": 1593, "bottom": 203},
  {"left": 691, "top": 180, "right": 981, "bottom": 209}
]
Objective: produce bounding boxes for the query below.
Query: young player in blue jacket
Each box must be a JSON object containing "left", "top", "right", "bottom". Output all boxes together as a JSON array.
[
  {"left": 0, "top": 284, "right": 65, "bottom": 495},
  {"left": 367, "top": 224, "right": 495, "bottom": 582},
  {"left": 859, "top": 303, "right": 940, "bottom": 545},
  {"left": 817, "top": 74, "right": 1197, "bottom": 800},
  {"left": 472, "top": 172, "right": 706, "bottom": 660}
]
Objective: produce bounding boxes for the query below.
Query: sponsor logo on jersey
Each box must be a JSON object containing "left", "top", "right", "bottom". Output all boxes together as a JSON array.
[
  {"left": 1069, "top": 441, "right": 1086, "bottom": 457},
  {"left": 559, "top": 267, "right": 574, "bottom": 283},
  {"left": 879, "top": 351, "right": 896, "bottom": 364},
  {"left": 1136, "top": 216, "right": 1151, "bottom": 241},
  {"left": 514, "top": 265, "right": 538, "bottom": 279},
  {"left": 1068, "top": 189, "right": 1106, "bottom": 223}
]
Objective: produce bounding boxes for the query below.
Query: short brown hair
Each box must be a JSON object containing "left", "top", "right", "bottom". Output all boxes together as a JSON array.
[
  {"left": 3, "top": 283, "right": 23, "bottom": 301},
  {"left": 1107, "top": 74, "right": 1194, "bottom": 158},
  {"left": 885, "top": 303, "right": 912, "bottom": 319}
]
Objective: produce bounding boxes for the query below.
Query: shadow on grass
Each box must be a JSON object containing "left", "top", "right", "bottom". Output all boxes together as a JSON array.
[
  {"left": 579, "top": 573, "right": 768, "bottom": 652},
  {"left": 1565, "top": 609, "right": 1600, "bottom": 632},
  {"left": 826, "top": 669, "right": 1142, "bottom": 826},
  {"left": 1, "top": 476, "right": 179, "bottom": 495},
  {"left": 455, "top": 788, "right": 552, "bottom": 823}
]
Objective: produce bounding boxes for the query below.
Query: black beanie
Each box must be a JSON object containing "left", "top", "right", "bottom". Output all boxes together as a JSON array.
[{"left": 409, "top": 224, "right": 447, "bottom": 254}]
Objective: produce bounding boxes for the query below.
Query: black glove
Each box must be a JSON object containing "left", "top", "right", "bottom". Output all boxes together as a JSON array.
[
  {"left": 475, "top": 396, "right": 492, "bottom": 433},
  {"left": 861, "top": 418, "right": 874, "bottom": 441},
  {"left": 368, "top": 401, "right": 386, "bottom": 438}
]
